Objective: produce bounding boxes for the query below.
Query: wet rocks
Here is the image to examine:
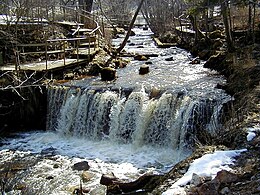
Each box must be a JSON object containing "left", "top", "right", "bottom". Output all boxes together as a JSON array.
[
  {"left": 82, "top": 171, "right": 94, "bottom": 183},
  {"left": 100, "top": 67, "right": 117, "bottom": 81},
  {"left": 139, "top": 64, "right": 149, "bottom": 75},
  {"left": 40, "top": 147, "right": 58, "bottom": 156},
  {"left": 100, "top": 173, "right": 119, "bottom": 186},
  {"left": 165, "top": 56, "right": 174, "bottom": 61},
  {"left": 72, "top": 161, "right": 90, "bottom": 171},
  {"left": 189, "top": 57, "right": 201, "bottom": 64},
  {"left": 215, "top": 170, "right": 239, "bottom": 183},
  {"left": 100, "top": 173, "right": 163, "bottom": 194},
  {"left": 203, "top": 51, "right": 229, "bottom": 76},
  {"left": 88, "top": 63, "right": 102, "bottom": 76},
  {"left": 134, "top": 54, "right": 149, "bottom": 61},
  {"left": 188, "top": 170, "right": 239, "bottom": 195}
]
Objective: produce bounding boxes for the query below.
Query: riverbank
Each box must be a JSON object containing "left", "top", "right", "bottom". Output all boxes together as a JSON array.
[{"left": 149, "top": 30, "right": 260, "bottom": 194}]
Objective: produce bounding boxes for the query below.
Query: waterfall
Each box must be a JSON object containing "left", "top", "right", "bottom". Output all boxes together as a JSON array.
[{"left": 47, "top": 85, "right": 229, "bottom": 149}]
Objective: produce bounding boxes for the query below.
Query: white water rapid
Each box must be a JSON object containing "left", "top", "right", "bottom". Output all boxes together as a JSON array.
[{"left": 0, "top": 26, "right": 231, "bottom": 194}]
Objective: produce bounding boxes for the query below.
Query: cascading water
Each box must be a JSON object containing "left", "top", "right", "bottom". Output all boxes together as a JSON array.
[
  {"left": 47, "top": 85, "right": 229, "bottom": 150},
  {"left": 0, "top": 26, "right": 231, "bottom": 194}
]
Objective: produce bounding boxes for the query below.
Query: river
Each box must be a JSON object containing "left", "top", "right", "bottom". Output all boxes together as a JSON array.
[{"left": 0, "top": 26, "right": 230, "bottom": 194}]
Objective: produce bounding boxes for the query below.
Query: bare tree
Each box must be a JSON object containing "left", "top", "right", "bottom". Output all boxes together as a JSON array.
[
  {"left": 221, "top": 0, "right": 235, "bottom": 52},
  {"left": 116, "top": 0, "right": 145, "bottom": 54},
  {"left": 142, "top": 0, "right": 187, "bottom": 34}
]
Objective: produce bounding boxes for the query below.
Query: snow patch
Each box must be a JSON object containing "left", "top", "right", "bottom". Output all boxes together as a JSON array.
[
  {"left": 247, "top": 126, "right": 260, "bottom": 141},
  {"left": 162, "top": 149, "right": 246, "bottom": 195}
]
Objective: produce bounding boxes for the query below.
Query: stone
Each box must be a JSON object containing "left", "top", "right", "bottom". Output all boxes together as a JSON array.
[
  {"left": 130, "top": 30, "right": 136, "bottom": 36},
  {"left": 165, "top": 56, "right": 174, "bottom": 61},
  {"left": 100, "top": 67, "right": 116, "bottom": 81},
  {"left": 46, "top": 175, "right": 54, "bottom": 180},
  {"left": 215, "top": 170, "right": 238, "bottom": 184},
  {"left": 190, "top": 173, "right": 203, "bottom": 186},
  {"left": 72, "top": 161, "right": 90, "bottom": 171},
  {"left": 198, "top": 50, "right": 211, "bottom": 60},
  {"left": 145, "top": 61, "right": 153, "bottom": 65},
  {"left": 129, "top": 42, "right": 135, "bottom": 46},
  {"left": 82, "top": 171, "right": 94, "bottom": 183},
  {"left": 63, "top": 72, "right": 74, "bottom": 80},
  {"left": 100, "top": 173, "right": 119, "bottom": 186},
  {"left": 69, "top": 186, "right": 90, "bottom": 194},
  {"left": 139, "top": 65, "right": 150, "bottom": 75},
  {"left": 197, "top": 180, "right": 220, "bottom": 195},
  {"left": 220, "top": 186, "right": 230, "bottom": 194},
  {"left": 150, "top": 87, "right": 161, "bottom": 98},
  {"left": 189, "top": 58, "right": 201, "bottom": 64},
  {"left": 40, "top": 147, "right": 57, "bottom": 156},
  {"left": 88, "top": 63, "right": 102, "bottom": 76},
  {"left": 134, "top": 54, "right": 148, "bottom": 61}
]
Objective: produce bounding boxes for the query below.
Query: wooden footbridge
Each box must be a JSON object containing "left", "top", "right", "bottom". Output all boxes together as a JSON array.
[{"left": 0, "top": 6, "right": 104, "bottom": 76}]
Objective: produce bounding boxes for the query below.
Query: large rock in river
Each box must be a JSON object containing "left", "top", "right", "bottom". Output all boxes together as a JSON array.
[{"left": 101, "top": 67, "right": 117, "bottom": 81}]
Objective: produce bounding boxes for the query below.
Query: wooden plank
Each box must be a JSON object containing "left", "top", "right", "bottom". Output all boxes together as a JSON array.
[
  {"left": 71, "top": 28, "right": 93, "bottom": 32},
  {"left": 20, "top": 59, "right": 85, "bottom": 71},
  {"left": 79, "top": 42, "right": 96, "bottom": 47},
  {"left": 17, "top": 43, "right": 47, "bottom": 47},
  {"left": 55, "top": 21, "right": 84, "bottom": 26},
  {"left": 20, "top": 48, "right": 74, "bottom": 55},
  {"left": 47, "top": 37, "right": 88, "bottom": 42}
]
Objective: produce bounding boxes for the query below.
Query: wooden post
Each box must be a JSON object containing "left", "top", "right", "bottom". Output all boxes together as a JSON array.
[
  {"left": 77, "top": 39, "right": 79, "bottom": 62},
  {"left": 45, "top": 39, "right": 48, "bottom": 70},
  {"left": 63, "top": 41, "right": 66, "bottom": 66},
  {"left": 88, "top": 34, "right": 91, "bottom": 57}
]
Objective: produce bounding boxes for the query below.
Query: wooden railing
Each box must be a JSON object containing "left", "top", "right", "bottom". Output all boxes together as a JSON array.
[{"left": 11, "top": 5, "right": 104, "bottom": 71}]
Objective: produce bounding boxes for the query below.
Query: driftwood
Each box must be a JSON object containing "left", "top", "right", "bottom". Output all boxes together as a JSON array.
[{"left": 100, "top": 173, "right": 163, "bottom": 194}]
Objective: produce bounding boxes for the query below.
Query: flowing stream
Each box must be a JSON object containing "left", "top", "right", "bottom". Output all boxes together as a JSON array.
[{"left": 0, "top": 27, "right": 231, "bottom": 194}]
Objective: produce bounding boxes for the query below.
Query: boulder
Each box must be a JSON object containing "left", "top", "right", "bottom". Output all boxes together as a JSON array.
[
  {"left": 145, "top": 61, "right": 153, "bottom": 65},
  {"left": 82, "top": 171, "right": 94, "bottom": 183},
  {"left": 203, "top": 52, "right": 227, "bottom": 74},
  {"left": 88, "top": 63, "right": 102, "bottom": 76},
  {"left": 190, "top": 173, "right": 203, "bottom": 186},
  {"left": 40, "top": 147, "right": 57, "bottom": 156},
  {"left": 215, "top": 170, "right": 239, "bottom": 184},
  {"left": 165, "top": 57, "right": 174, "bottom": 61},
  {"left": 101, "top": 67, "right": 116, "bottom": 81},
  {"left": 209, "top": 30, "right": 225, "bottom": 39},
  {"left": 134, "top": 55, "right": 149, "bottom": 61},
  {"left": 130, "top": 30, "right": 136, "bottom": 36},
  {"left": 189, "top": 58, "right": 201, "bottom": 64},
  {"left": 72, "top": 161, "right": 90, "bottom": 171},
  {"left": 100, "top": 173, "right": 119, "bottom": 186},
  {"left": 139, "top": 65, "right": 150, "bottom": 75},
  {"left": 197, "top": 179, "right": 220, "bottom": 195}
]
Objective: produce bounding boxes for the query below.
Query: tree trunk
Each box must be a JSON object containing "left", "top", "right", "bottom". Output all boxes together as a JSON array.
[
  {"left": 189, "top": 14, "right": 204, "bottom": 44},
  {"left": 247, "top": 2, "right": 253, "bottom": 42},
  {"left": 78, "top": 0, "right": 93, "bottom": 12},
  {"left": 221, "top": 1, "right": 235, "bottom": 52},
  {"left": 85, "top": 0, "right": 93, "bottom": 12},
  {"left": 116, "top": 0, "right": 145, "bottom": 54}
]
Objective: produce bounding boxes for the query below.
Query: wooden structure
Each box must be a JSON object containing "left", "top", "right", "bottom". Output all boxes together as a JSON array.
[{"left": 0, "top": 5, "right": 103, "bottom": 76}]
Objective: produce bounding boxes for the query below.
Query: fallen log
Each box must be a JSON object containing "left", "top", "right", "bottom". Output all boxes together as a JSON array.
[{"left": 100, "top": 173, "right": 164, "bottom": 194}]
